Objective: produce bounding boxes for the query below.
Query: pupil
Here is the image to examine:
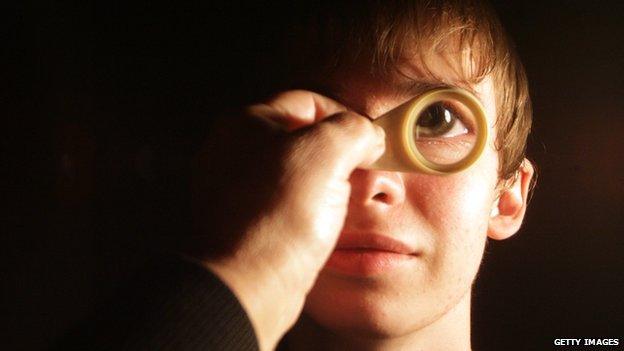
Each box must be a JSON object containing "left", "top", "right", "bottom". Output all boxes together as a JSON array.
[
  {"left": 419, "top": 105, "right": 445, "bottom": 127},
  {"left": 416, "top": 103, "right": 456, "bottom": 136}
]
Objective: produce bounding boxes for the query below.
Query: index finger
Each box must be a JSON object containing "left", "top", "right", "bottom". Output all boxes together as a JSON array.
[{"left": 246, "top": 90, "right": 348, "bottom": 131}]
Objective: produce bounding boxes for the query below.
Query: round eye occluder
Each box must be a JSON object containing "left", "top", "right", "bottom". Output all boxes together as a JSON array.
[{"left": 367, "top": 87, "right": 488, "bottom": 174}]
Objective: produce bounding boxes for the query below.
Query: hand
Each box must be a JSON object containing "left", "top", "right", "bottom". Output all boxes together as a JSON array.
[{"left": 190, "top": 90, "right": 385, "bottom": 350}]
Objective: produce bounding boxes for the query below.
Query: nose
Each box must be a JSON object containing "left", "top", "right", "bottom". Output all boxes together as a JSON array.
[{"left": 348, "top": 169, "right": 406, "bottom": 208}]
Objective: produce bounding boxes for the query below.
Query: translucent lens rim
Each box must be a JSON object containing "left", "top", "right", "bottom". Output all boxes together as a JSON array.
[{"left": 402, "top": 88, "right": 489, "bottom": 174}]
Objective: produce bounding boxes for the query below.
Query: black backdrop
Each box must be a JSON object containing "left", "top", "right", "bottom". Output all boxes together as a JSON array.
[{"left": 6, "top": 1, "right": 623, "bottom": 350}]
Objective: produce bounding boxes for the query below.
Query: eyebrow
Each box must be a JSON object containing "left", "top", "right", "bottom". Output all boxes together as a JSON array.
[{"left": 398, "top": 79, "right": 482, "bottom": 101}]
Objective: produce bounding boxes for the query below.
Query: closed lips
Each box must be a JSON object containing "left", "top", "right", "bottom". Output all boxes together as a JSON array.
[{"left": 334, "top": 233, "right": 418, "bottom": 255}]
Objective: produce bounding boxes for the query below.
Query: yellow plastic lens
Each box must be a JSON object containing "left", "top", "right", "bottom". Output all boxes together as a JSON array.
[{"left": 368, "top": 88, "right": 488, "bottom": 174}]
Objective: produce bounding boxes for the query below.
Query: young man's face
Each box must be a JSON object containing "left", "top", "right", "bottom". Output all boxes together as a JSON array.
[{"left": 301, "top": 57, "right": 503, "bottom": 337}]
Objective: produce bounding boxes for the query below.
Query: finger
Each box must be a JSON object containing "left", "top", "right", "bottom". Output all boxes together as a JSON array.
[
  {"left": 292, "top": 112, "right": 386, "bottom": 180},
  {"left": 246, "top": 90, "right": 347, "bottom": 131}
]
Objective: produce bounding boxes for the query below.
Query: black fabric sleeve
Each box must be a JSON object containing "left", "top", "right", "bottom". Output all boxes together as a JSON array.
[{"left": 51, "top": 255, "right": 259, "bottom": 351}]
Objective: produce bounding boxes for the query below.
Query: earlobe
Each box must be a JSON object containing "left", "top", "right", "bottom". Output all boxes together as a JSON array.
[{"left": 487, "top": 159, "right": 535, "bottom": 240}]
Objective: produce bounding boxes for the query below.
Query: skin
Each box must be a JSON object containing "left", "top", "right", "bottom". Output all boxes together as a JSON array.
[
  {"left": 197, "top": 91, "right": 386, "bottom": 351},
  {"left": 198, "top": 55, "right": 534, "bottom": 350},
  {"left": 285, "top": 64, "right": 515, "bottom": 350}
]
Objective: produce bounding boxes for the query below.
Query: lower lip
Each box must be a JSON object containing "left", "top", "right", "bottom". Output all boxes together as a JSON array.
[{"left": 324, "top": 249, "right": 417, "bottom": 276}]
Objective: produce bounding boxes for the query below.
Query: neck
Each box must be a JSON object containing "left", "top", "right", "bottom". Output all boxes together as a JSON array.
[{"left": 283, "top": 291, "right": 472, "bottom": 351}]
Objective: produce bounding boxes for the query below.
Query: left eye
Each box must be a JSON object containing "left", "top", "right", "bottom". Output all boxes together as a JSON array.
[{"left": 415, "top": 103, "right": 468, "bottom": 138}]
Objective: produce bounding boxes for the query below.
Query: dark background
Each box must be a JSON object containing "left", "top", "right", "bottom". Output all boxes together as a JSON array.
[{"left": 6, "top": 1, "right": 623, "bottom": 350}]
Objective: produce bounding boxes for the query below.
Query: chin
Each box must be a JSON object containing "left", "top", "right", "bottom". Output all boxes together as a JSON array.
[
  {"left": 303, "top": 302, "right": 413, "bottom": 339},
  {"left": 302, "top": 275, "right": 435, "bottom": 339},
  {"left": 301, "top": 266, "right": 476, "bottom": 342}
]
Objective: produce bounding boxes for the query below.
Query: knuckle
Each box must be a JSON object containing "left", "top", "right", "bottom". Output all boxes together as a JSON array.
[
  {"left": 313, "top": 112, "right": 374, "bottom": 146},
  {"left": 265, "top": 90, "right": 313, "bottom": 108},
  {"left": 310, "top": 122, "right": 342, "bottom": 150},
  {"left": 286, "top": 111, "right": 375, "bottom": 161},
  {"left": 332, "top": 112, "right": 375, "bottom": 138}
]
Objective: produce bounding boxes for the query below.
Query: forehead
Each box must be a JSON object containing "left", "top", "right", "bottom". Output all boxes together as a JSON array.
[{"left": 308, "top": 55, "right": 497, "bottom": 124}]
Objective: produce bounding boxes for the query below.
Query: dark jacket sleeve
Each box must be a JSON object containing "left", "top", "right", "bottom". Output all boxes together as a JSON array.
[{"left": 52, "top": 256, "right": 259, "bottom": 351}]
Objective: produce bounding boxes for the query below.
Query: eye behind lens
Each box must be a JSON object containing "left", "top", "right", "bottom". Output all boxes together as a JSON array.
[
  {"left": 416, "top": 103, "right": 458, "bottom": 137},
  {"left": 411, "top": 97, "right": 479, "bottom": 167},
  {"left": 415, "top": 101, "right": 471, "bottom": 139}
]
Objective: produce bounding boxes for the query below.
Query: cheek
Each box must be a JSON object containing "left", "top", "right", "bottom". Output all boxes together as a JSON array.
[
  {"left": 405, "top": 176, "right": 492, "bottom": 231},
  {"left": 403, "top": 149, "right": 499, "bottom": 265}
]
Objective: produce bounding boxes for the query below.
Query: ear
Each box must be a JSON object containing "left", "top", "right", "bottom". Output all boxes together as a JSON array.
[{"left": 487, "top": 159, "right": 535, "bottom": 240}]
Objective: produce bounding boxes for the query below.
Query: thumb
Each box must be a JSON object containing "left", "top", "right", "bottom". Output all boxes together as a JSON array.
[{"left": 277, "top": 112, "right": 386, "bottom": 256}]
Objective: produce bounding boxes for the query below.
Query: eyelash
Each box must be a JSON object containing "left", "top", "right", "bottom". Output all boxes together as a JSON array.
[{"left": 440, "top": 101, "right": 475, "bottom": 133}]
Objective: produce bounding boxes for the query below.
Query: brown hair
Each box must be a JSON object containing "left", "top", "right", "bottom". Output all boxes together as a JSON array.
[{"left": 283, "top": 0, "right": 531, "bottom": 181}]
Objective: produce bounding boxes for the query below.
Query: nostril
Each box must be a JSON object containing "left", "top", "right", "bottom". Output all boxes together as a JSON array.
[
  {"left": 372, "top": 192, "right": 389, "bottom": 202},
  {"left": 349, "top": 171, "right": 406, "bottom": 206}
]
